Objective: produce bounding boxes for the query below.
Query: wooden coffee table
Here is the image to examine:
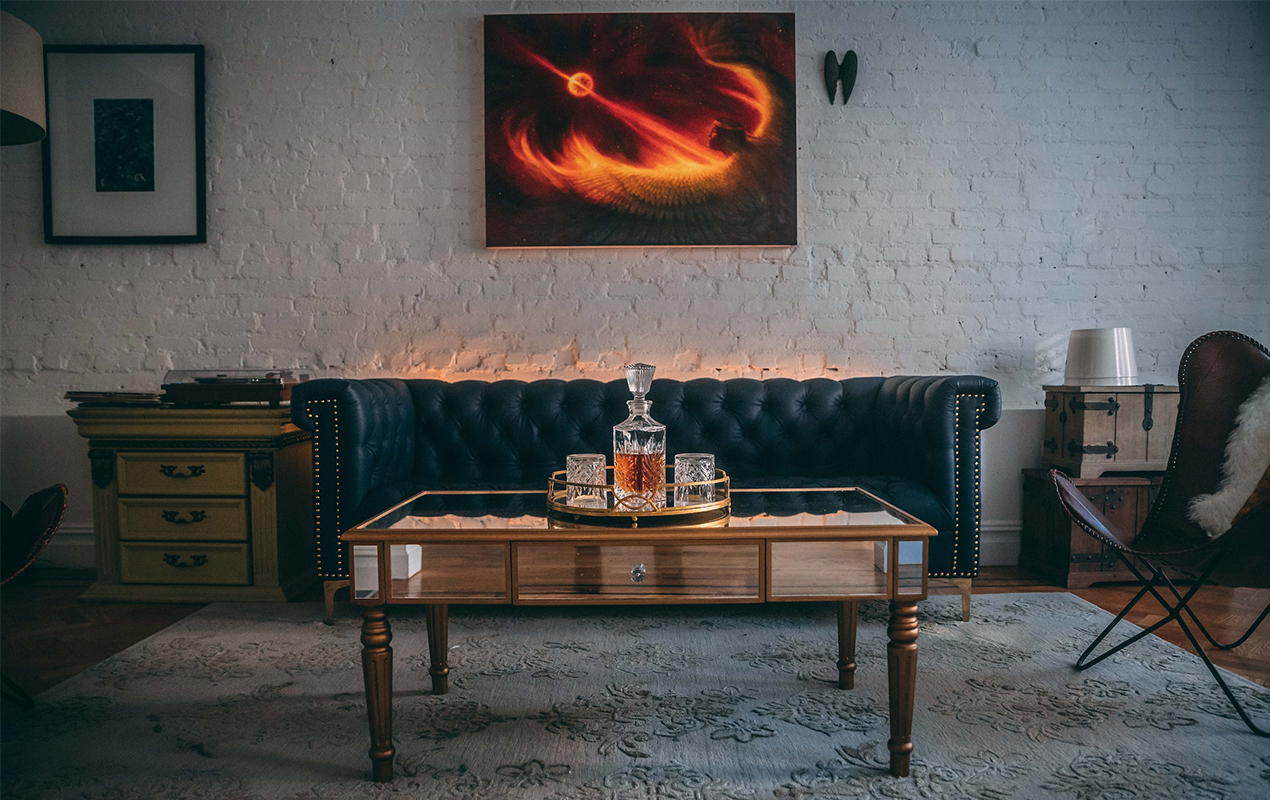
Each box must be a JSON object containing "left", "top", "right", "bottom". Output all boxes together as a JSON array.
[{"left": 342, "top": 486, "right": 936, "bottom": 782}]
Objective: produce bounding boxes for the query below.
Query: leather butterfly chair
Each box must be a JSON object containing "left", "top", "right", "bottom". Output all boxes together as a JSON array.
[
  {"left": 1050, "top": 330, "right": 1270, "bottom": 737},
  {"left": 1, "top": 484, "right": 69, "bottom": 708}
]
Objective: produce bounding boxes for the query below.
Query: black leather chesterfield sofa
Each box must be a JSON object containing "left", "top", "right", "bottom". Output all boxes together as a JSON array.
[{"left": 292, "top": 375, "right": 1001, "bottom": 617}]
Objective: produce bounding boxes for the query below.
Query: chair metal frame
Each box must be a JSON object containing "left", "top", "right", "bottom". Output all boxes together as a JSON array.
[{"left": 1071, "top": 548, "right": 1268, "bottom": 736}]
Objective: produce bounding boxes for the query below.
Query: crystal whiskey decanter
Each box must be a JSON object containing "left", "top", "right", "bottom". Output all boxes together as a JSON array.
[{"left": 613, "top": 363, "right": 666, "bottom": 509}]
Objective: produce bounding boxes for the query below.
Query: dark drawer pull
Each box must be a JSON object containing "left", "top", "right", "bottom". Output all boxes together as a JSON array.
[
  {"left": 1070, "top": 396, "right": 1120, "bottom": 415},
  {"left": 162, "top": 554, "right": 208, "bottom": 569},
  {"left": 159, "top": 464, "right": 206, "bottom": 479},
  {"left": 161, "top": 509, "right": 207, "bottom": 524}
]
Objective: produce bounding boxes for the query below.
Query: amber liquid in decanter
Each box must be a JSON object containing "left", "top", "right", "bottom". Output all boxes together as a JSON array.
[
  {"left": 613, "top": 363, "right": 667, "bottom": 509},
  {"left": 614, "top": 452, "right": 666, "bottom": 497}
]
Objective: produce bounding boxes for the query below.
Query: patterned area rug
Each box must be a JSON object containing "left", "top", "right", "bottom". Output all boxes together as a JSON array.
[{"left": 3, "top": 593, "right": 1269, "bottom": 799}]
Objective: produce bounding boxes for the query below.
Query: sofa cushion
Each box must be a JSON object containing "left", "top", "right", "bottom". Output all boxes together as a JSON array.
[
  {"left": 351, "top": 474, "right": 953, "bottom": 533},
  {"left": 652, "top": 378, "right": 885, "bottom": 480}
]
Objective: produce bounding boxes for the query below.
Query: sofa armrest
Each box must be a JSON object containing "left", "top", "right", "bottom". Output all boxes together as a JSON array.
[
  {"left": 291, "top": 378, "right": 416, "bottom": 580},
  {"left": 873, "top": 375, "right": 1002, "bottom": 578}
]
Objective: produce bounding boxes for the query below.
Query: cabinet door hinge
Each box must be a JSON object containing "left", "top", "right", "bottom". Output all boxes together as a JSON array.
[
  {"left": 1070, "top": 396, "right": 1120, "bottom": 415},
  {"left": 1069, "top": 440, "right": 1119, "bottom": 458}
]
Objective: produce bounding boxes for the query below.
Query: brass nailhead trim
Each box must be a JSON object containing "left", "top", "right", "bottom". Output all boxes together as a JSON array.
[
  {"left": 309, "top": 398, "right": 342, "bottom": 578},
  {"left": 935, "top": 392, "right": 984, "bottom": 580}
]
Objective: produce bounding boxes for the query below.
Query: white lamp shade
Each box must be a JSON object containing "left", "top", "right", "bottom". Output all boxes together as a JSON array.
[
  {"left": 1064, "top": 328, "right": 1139, "bottom": 386},
  {"left": 1, "top": 11, "right": 47, "bottom": 145}
]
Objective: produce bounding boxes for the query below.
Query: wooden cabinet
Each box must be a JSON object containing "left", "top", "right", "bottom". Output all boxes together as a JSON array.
[
  {"left": 1041, "top": 384, "right": 1178, "bottom": 477},
  {"left": 1020, "top": 468, "right": 1163, "bottom": 588},
  {"left": 69, "top": 407, "right": 314, "bottom": 602}
]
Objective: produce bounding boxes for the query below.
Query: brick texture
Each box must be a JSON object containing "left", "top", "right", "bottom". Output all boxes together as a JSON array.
[{"left": 2, "top": 1, "right": 1268, "bottom": 414}]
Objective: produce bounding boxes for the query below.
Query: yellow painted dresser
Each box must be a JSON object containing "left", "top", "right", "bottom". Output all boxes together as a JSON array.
[{"left": 68, "top": 407, "right": 314, "bottom": 602}]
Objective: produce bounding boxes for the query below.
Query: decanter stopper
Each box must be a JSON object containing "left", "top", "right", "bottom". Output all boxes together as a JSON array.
[{"left": 624, "top": 363, "right": 655, "bottom": 396}]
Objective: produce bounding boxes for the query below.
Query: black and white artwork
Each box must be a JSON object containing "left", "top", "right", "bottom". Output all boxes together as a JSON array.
[
  {"left": 93, "top": 99, "right": 155, "bottom": 192},
  {"left": 43, "top": 46, "right": 204, "bottom": 243}
]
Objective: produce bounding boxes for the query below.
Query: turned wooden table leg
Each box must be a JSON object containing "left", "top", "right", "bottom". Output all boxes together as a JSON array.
[
  {"left": 426, "top": 603, "right": 449, "bottom": 695},
  {"left": 360, "top": 605, "right": 394, "bottom": 782},
  {"left": 887, "top": 600, "right": 919, "bottom": 778},
  {"left": 836, "top": 600, "right": 858, "bottom": 690}
]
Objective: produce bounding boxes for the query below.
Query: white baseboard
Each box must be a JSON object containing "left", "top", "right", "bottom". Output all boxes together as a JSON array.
[
  {"left": 979, "top": 520, "right": 1021, "bottom": 567},
  {"left": 37, "top": 523, "right": 96, "bottom": 570}
]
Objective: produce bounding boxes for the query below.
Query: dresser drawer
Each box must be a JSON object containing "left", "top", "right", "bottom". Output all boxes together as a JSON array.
[
  {"left": 515, "top": 543, "right": 761, "bottom": 602},
  {"left": 120, "top": 542, "right": 251, "bottom": 585},
  {"left": 118, "top": 498, "right": 248, "bottom": 542},
  {"left": 117, "top": 452, "right": 245, "bottom": 496}
]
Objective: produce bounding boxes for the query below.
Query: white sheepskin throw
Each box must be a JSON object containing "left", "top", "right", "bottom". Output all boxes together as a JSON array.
[{"left": 1187, "top": 375, "right": 1270, "bottom": 537}]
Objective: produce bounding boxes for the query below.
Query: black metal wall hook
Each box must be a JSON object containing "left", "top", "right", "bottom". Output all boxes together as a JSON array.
[{"left": 824, "top": 50, "right": 858, "bottom": 105}]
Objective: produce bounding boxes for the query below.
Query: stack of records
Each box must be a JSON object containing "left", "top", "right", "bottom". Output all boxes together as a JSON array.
[{"left": 65, "top": 391, "right": 165, "bottom": 407}]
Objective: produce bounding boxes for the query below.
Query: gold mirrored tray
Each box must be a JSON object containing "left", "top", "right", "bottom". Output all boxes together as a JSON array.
[{"left": 546, "top": 467, "right": 730, "bottom": 527}]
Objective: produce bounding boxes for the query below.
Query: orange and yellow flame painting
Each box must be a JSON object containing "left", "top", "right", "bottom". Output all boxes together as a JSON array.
[{"left": 485, "top": 13, "right": 796, "bottom": 247}]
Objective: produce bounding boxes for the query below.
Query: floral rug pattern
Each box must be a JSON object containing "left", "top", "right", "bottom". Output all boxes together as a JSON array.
[{"left": 3, "top": 593, "right": 1268, "bottom": 799}]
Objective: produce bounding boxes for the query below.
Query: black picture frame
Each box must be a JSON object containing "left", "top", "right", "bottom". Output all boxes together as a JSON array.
[{"left": 42, "top": 44, "right": 205, "bottom": 244}]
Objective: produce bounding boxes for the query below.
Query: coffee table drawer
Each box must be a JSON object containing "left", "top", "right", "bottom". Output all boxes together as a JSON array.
[
  {"left": 515, "top": 543, "right": 761, "bottom": 602},
  {"left": 389, "top": 543, "right": 508, "bottom": 601},
  {"left": 769, "top": 540, "right": 890, "bottom": 599},
  {"left": 120, "top": 542, "right": 251, "bottom": 585}
]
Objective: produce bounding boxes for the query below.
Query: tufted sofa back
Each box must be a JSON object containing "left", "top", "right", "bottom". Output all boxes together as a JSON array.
[{"left": 407, "top": 377, "right": 886, "bottom": 485}]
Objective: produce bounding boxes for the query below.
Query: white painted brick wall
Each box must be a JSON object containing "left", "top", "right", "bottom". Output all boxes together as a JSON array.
[{"left": 2, "top": 1, "right": 1268, "bottom": 416}]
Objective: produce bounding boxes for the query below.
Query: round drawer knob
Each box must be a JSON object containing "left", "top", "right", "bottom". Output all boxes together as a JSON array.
[{"left": 631, "top": 563, "right": 646, "bottom": 583}]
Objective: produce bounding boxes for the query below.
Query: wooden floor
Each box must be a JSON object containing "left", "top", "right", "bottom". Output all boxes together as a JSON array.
[{"left": 2, "top": 566, "right": 1267, "bottom": 700}]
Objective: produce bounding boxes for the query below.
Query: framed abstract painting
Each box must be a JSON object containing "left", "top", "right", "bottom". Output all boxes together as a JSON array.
[
  {"left": 485, "top": 13, "right": 796, "bottom": 248},
  {"left": 42, "top": 45, "right": 205, "bottom": 244}
]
